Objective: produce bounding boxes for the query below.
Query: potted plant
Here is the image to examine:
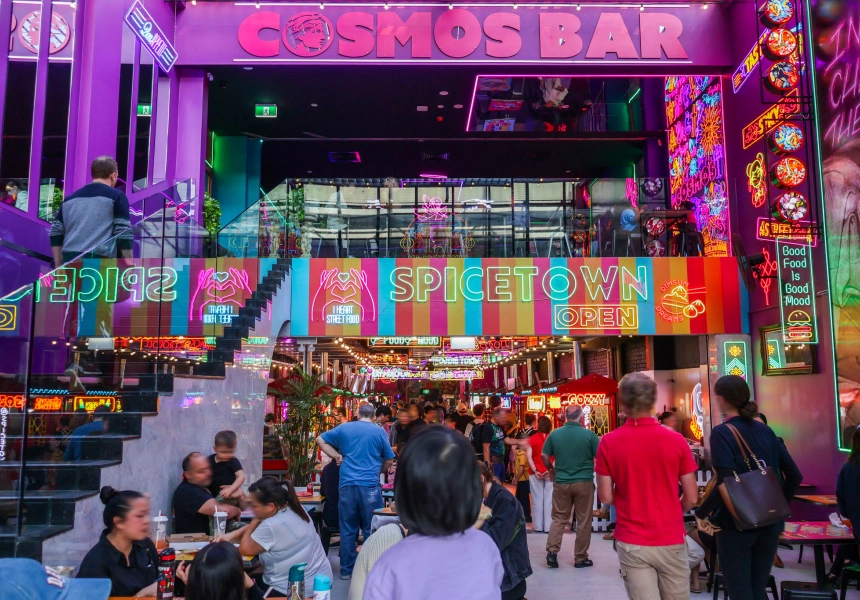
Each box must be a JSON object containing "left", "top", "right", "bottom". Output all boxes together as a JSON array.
[{"left": 270, "top": 368, "right": 336, "bottom": 488}]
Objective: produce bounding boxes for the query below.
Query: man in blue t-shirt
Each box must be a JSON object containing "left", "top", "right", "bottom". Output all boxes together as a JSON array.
[{"left": 317, "top": 403, "right": 395, "bottom": 580}]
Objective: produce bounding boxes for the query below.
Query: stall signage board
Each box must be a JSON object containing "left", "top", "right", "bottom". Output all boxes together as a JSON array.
[
  {"left": 174, "top": 4, "right": 730, "bottom": 67},
  {"left": 124, "top": 0, "right": 178, "bottom": 73},
  {"left": 527, "top": 395, "right": 546, "bottom": 412},
  {"left": 776, "top": 239, "right": 817, "bottom": 345},
  {"left": 368, "top": 336, "right": 440, "bottom": 347},
  {"left": 291, "top": 258, "right": 747, "bottom": 337}
]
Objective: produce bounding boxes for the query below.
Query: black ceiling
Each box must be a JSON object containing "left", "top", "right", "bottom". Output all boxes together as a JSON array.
[{"left": 206, "top": 65, "right": 653, "bottom": 187}]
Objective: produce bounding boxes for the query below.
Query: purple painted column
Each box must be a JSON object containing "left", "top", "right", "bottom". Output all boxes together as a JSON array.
[
  {"left": 26, "top": 0, "right": 56, "bottom": 219},
  {"left": 164, "top": 73, "right": 180, "bottom": 185},
  {"left": 146, "top": 65, "right": 160, "bottom": 188},
  {"left": 68, "top": 0, "right": 125, "bottom": 190},
  {"left": 0, "top": 0, "right": 13, "bottom": 168},
  {"left": 126, "top": 40, "right": 141, "bottom": 188},
  {"left": 175, "top": 69, "right": 208, "bottom": 217}
]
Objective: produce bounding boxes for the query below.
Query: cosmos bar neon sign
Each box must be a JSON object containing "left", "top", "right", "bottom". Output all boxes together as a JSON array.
[
  {"left": 37, "top": 267, "right": 177, "bottom": 303},
  {"left": 390, "top": 265, "right": 648, "bottom": 303}
]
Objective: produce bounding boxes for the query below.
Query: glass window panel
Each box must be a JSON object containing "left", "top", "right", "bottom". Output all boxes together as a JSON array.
[
  {"left": 39, "top": 62, "right": 72, "bottom": 221},
  {"left": 1, "top": 61, "right": 36, "bottom": 214}
]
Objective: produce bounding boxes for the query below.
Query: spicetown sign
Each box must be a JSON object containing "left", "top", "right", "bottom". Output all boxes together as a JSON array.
[{"left": 234, "top": 7, "right": 696, "bottom": 63}]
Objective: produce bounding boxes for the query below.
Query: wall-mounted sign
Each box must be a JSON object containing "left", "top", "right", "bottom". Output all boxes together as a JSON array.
[
  {"left": 124, "top": 0, "right": 178, "bottom": 73},
  {"left": 367, "top": 366, "right": 483, "bottom": 380},
  {"left": 368, "top": 336, "right": 440, "bottom": 347},
  {"left": 175, "top": 4, "right": 729, "bottom": 67},
  {"left": 75, "top": 395, "right": 119, "bottom": 412},
  {"left": 0, "top": 304, "right": 17, "bottom": 331},
  {"left": 369, "top": 352, "right": 409, "bottom": 365},
  {"left": 690, "top": 383, "right": 704, "bottom": 439},
  {"left": 0, "top": 394, "right": 23, "bottom": 410},
  {"left": 137, "top": 104, "right": 152, "bottom": 117},
  {"left": 431, "top": 354, "right": 500, "bottom": 366},
  {"left": 291, "top": 258, "right": 746, "bottom": 337},
  {"left": 565, "top": 393, "right": 609, "bottom": 406},
  {"left": 255, "top": 104, "right": 277, "bottom": 118},
  {"left": 776, "top": 239, "right": 817, "bottom": 344},
  {"left": 8, "top": 5, "right": 75, "bottom": 62},
  {"left": 527, "top": 395, "right": 546, "bottom": 412},
  {"left": 756, "top": 217, "right": 817, "bottom": 246},
  {"left": 125, "top": 337, "right": 215, "bottom": 353},
  {"left": 742, "top": 89, "right": 800, "bottom": 149},
  {"left": 722, "top": 341, "right": 750, "bottom": 380},
  {"left": 442, "top": 338, "right": 513, "bottom": 353}
]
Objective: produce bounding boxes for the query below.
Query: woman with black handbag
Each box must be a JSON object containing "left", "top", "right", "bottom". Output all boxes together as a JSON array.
[{"left": 696, "top": 375, "right": 803, "bottom": 600}]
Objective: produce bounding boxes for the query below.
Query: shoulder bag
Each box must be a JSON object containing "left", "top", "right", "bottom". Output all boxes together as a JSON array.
[{"left": 717, "top": 423, "right": 791, "bottom": 531}]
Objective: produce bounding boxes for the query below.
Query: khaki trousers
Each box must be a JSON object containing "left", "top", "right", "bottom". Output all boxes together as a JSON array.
[
  {"left": 616, "top": 541, "right": 689, "bottom": 600},
  {"left": 545, "top": 481, "right": 593, "bottom": 562}
]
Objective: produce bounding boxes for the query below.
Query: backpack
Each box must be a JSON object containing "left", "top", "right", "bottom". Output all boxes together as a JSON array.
[{"left": 469, "top": 421, "right": 485, "bottom": 456}]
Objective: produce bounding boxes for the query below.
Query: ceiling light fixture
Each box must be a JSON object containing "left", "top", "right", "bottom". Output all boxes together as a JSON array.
[
  {"left": 384, "top": 2, "right": 389, "bottom": 7},
  {"left": 311, "top": 103, "right": 318, "bottom": 107},
  {"left": 513, "top": 3, "right": 518, "bottom": 8},
  {"left": 576, "top": 3, "right": 581, "bottom": 9},
  {"left": 320, "top": 2, "right": 325, "bottom": 8},
  {"left": 702, "top": 2, "right": 708, "bottom": 7},
  {"left": 449, "top": 3, "right": 454, "bottom": 8},
  {"left": 255, "top": 1, "right": 260, "bottom": 8},
  {"left": 454, "top": 104, "right": 464, "bottom": 109},
  {"left": 191, "top": 0, "right": 196, "bottom": 4}
]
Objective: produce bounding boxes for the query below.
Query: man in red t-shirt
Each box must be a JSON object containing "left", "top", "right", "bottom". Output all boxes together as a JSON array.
[{"left": 596, "top": 373, "right": 699, "bottom": 600}]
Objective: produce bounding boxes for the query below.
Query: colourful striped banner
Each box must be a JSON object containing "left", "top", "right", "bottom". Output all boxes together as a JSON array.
[
  {"left": 291, "top": 258, "right": 748, "bottom": 337},
  {"left": 26, "top": 258, "right": 276, "bottom": 338}
]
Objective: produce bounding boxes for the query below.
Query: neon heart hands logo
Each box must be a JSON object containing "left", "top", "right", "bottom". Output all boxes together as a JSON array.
[
  {"left": 189, "top": 267, "right": 252, "bottom": 322},
  {"left": 310, "top": 268, "right": 376, "bottom": 325}
]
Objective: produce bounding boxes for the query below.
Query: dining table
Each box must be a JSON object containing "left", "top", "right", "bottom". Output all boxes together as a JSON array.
[
  {"left": 794, "top": 494, "right": 838, "bottom": 507},
  {"left": 782, "top": 521, "right": 854, "bottom": 585}
]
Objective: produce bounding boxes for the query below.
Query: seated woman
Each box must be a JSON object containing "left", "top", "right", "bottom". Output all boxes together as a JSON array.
[
  {"left": 479, "top": 462, "right": 533, "bottom": 600},
  {"left": 363, "top": 427, "right": 503, "bottom": 599},
  {"left": 77, "top": 486, "right": 159, "bottom": 598},
  {"left": 176, "top": 541, "right": 265, "bottom": 600},
  {"left": 218, "top": 477, "right": 332, "bottom": 595}
]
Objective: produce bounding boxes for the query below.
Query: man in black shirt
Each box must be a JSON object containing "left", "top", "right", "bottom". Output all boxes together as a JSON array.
[{"left": 172, "top": 452, "right": 240, "bottom": 534}]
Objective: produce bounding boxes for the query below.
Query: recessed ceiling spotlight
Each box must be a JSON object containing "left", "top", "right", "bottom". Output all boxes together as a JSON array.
[
  {"left": 243, "top": 66, "right": 253, "bottom": 70},
  {"left": 311, "top": 103, "right": 318, "bottom": 107},
  {"left": 437, "top": 104, "right": 445, "bottom": 109},
  {"left": 417, "top": 106, "right": 428, "bottom": 112},
  {"left": 453, "top": 104, "right": 464, "bottom": 109},
  {"left": 439, "top": 91, "right": 449, "bottom": 96}
]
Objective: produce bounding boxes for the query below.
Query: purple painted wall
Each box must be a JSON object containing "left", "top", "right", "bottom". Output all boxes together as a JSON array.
[{"left": 721, "top": 2, "right": 844, "bottom": 495}]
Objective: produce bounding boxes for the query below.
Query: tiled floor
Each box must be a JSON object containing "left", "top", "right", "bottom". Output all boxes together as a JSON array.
[{"left": 327, "top": 524, "right": 860, "bottom": 599}]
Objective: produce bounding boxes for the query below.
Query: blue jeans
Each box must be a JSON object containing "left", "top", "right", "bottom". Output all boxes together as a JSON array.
[
  {"left": 492, "top": 461, "right": 506, "bottom": 481},
  {"left": 338, "top": 484, "right": 382, "bottom": 575}
]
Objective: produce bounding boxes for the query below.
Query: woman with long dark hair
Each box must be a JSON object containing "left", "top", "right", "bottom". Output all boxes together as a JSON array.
[
  {"left": 363, "top": 427, "right": 503, "bottom": 599},
  {"left": 217, "top": 477, "right": 331, "bottom": 595},
  {"left": 176, "top": 541, "right": 264, "bottom": 600},
  {"left": 695, "top": 375, "right": 803, "bottom": 600},
  {"left": 77, "top": 486, "right": 159, "bottom": 597}
]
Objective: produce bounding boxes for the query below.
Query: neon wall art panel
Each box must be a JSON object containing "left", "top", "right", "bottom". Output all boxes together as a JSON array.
[
  {"left": 665, "top": 76, "right": 730, "bottom": 257},
  {"left": 290, "top": 258, "right": 748, "bottom": 337}
]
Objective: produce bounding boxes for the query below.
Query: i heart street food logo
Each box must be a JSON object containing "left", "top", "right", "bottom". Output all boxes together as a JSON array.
[{"left": 656, "top": 280, "right": 706, "bottom": 323}]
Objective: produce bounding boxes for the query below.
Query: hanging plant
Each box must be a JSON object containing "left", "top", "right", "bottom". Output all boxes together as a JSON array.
[{"left": 204, "top": 192, "right": 222, "bottom": 235}]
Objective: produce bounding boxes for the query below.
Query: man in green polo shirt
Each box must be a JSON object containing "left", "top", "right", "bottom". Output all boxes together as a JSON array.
[{"left": 542, "top": 404, "right": 600, "bottom": 569}]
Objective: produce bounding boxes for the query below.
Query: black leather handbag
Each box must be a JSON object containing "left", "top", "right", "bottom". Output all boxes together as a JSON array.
[{"left": 717, "top": 423, "right": 792, "bottom": 531}]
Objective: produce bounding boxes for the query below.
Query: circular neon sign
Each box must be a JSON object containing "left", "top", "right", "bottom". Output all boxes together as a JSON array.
[
  {"left": 772, "top": 191, "right": 808, "bottom": 222},
  {"left": 644, "top": 217, "right": 666, "bottom": 237},
  {"left": 769, "top": 123, "right": 805, "bottom": 155},
  {"left": 771, "top": 157, "right": 807, "bottom": 189},
  {"left": 764, "top": 28, "right": 798, "bottom": 59},
  {"left": 761, "top": 0, "right": 795, "bottom": 27},
  {"left": 646, "top": 240, "right": 666, "bottom": 257},
  {"left": 764, "top": 61, "right": 800, "bottom": 94}
]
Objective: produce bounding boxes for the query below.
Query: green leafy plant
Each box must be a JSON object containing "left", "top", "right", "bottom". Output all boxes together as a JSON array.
[
  {"left": 203, "top": 192, "right": 222, "bottom": 235},
  {"left": 271, "top": 368, "right": 336, "bottom": 487}
]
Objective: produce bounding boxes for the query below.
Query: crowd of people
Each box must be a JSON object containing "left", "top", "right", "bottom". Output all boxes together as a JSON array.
[{"left": 6, "top": 372, "right": 826, "bottom": 600}]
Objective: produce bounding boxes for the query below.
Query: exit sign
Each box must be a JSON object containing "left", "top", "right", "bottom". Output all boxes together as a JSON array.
[
  {"left": 255, "top": 104, "right": 277, "bottom": 118},
  {"left": 137, "top": 104, "right": 152, "bottom": 117},
  {"left": 776, "top": 239, "right": 817, "bottom": 345}
]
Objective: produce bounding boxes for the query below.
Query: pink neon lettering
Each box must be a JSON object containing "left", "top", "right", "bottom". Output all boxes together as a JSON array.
[
  {"left": 434, "top": 9, "right": 481, "bottom": 58},
  {"left": 377, "top": 12, "right": 432, "bottom": 58},
  {"left": 483, "top": 13, "right": 521, "bottom": 58},
  {"left": 237, "top": 11, "right": 280, "bottom": 57},
  {"left": 639, "top": 13, "right": 687, "bottom": 59},
  {"left": 539, "top": 13, "right": 582, "bottom": 59},
  {"left": 585, "top": 13, "right": 638, "bottom": 59},
  {"left": 337, "top": 12, "right": 374, "bottom": 57}
]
